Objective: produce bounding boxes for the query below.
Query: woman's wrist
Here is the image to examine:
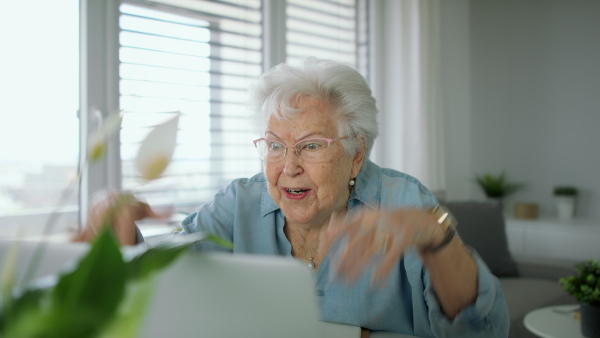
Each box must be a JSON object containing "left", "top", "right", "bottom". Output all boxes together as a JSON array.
[
  {"left": 420, "top": 226, "right": 457, "bottom": 253},
  {"left": 418, "top": 204, "right": 458, "bottom": 253}
]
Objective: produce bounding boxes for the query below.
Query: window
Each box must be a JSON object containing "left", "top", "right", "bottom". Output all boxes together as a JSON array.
[
  {"left": 0, "top": 0, "right": 365, "bottom": 237},
  {"left": 0, "top": 1, "right": 79, "bottom": 237}
]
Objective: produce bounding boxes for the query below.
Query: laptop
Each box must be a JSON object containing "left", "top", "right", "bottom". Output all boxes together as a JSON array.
[{"left": 141, "top": 252, "right": 325, "bottom": 338}]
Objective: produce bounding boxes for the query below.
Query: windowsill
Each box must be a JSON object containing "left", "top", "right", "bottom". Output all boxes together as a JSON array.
[
  {"left": 0, "top": 219, "right": 181, "bottom": 244},
  {"left": 6, "top": 232, "right": 73, "bottom": 243}
]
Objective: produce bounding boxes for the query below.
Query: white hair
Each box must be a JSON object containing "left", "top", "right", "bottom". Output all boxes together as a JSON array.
[{"left": 248, "top": 57, "right": 379, "bottom": 158}]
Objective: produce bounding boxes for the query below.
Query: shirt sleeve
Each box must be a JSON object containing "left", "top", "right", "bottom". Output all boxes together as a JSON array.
[
  {"left": 179, "top": 182, "right": 238, "bottom": 252},
  {"left": 132, "top": 183, "right": 236, "bottom": 250},
  {"left": 422, "top": 249, "right": 511, "bottom": 337}
]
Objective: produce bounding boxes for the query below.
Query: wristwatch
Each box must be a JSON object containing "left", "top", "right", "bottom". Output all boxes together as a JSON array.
[{"left": 421, "top": 204, "right": 458, "bottom": 253}]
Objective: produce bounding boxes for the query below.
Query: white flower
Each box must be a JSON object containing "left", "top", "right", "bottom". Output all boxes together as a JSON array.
[
  {"left": 135, "top": 113, "right": 180, "bottom": 181},
  {"left": 88, "top": 110, "right": 123, "bottom": 163}
]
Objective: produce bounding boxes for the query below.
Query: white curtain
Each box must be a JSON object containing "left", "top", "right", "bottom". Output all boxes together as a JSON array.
[{"left": 369, "top": 0, "right": 445, "bottom": 194}]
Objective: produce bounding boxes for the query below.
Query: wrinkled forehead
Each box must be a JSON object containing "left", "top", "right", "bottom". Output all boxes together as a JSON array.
[{"left": 264, "top": 99, "right": 340, "bottom": 139}]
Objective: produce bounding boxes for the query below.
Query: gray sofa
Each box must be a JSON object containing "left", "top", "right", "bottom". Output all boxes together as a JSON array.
[{"left": 443, "top": 201, "right": 576, "bottom": 338}]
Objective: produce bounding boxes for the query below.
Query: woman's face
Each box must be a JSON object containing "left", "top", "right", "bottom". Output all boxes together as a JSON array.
[{"left": 263, "top": 97, "right": 365, "bottom": 227}]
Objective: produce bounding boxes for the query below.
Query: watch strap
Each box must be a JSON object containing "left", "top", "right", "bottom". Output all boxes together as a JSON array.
[{"left": 421, "top": 226, "right": 457, "bottom": 253}]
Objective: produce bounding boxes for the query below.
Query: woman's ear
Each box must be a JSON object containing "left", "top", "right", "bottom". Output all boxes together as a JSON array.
[{"left": 351, "top": 136, "right": 366, "bottom": 178}]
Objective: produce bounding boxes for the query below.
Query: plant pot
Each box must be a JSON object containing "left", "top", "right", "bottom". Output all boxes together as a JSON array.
[
  {"left": 581, "top": 303, "right": 600, "bottom": 338},
  {"left": 555, "top": 196, "right": 576, "bottom": 221},
  {"left": 486, "top": 197, "right": 504, "bottom": 212}
]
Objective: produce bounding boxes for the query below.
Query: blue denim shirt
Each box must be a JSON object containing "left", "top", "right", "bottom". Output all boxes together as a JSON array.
[{"left": 181, "top": 160, "right": 510, "bottom": 337}]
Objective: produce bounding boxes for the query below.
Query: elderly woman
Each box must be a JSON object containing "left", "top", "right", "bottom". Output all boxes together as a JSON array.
[{"left": 83, "top": 58, "right": 509, "bottom": 337}]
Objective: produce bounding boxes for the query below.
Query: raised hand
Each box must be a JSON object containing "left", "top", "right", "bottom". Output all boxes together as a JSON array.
[
  {"left": 328, "top": 207, "right": 446, "bottom": 285},
  {"left": 73, "top": 190, "right": 164, "bottom": 245}
]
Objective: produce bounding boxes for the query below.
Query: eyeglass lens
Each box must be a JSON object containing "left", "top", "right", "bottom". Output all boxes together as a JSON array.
[{"left": 256, "top": 139, "right": 333, "bottom": 162}]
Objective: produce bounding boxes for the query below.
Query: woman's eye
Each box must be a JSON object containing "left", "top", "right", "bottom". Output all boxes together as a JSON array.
[
  {"left": 305, "top": 143, "right": 320, "bottom": 150},
  {"left": 270, "top": 142, "right": 284, "bottom": 151}
]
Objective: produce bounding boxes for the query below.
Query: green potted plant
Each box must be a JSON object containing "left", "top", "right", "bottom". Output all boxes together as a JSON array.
[
  {"left": 559, "top": 259, "right": 600, "bottom": 338},
  {"left": 553, "top": 186, "right": 578, "bottom": 221},
  {"left": 474, "top": 171, "right": 525, "bottom": 198},
  {"left": 474, "top": 171, "right": 525, "bottom": 210}
]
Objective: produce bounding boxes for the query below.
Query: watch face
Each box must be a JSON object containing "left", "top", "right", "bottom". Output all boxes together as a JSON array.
[
  {"left": 431, "top": 204, "right": 458, "bottom": 230},
  {"left": 422, "top": 205, "right": 459, "bottom": 253}
]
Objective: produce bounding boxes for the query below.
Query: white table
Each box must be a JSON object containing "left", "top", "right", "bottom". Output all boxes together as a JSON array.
[{"left": 524, "top": 304, "right": 584, "bottom": 338}]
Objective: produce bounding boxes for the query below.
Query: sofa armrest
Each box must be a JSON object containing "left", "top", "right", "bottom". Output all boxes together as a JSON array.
[{"left": 513, "top": 255, "right": 578, "bottom": 282}]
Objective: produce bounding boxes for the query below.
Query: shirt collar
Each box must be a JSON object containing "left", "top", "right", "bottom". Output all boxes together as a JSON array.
[
  {"left": 348, "top": 159, "right": 381, "bottom": 210},
  {"left": 260, "top": 179, "right": 280, "bottom": 217}
]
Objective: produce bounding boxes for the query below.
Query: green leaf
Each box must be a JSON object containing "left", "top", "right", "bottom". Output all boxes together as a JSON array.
[
  {"left": 98, "top": 232, "right": 233, "bottom": 337},
  {"left": 126, "top": 233, "right": 233, "bottom": 281},
  {"left": 126, "top": 243, "right": 192, "bottom": 281},
  {"left": 203, "top": 233, "right": 234, "bottom": 250},
  {"left": 474, "top": 171, "right": 525, "bottom": 198},
  {"left": 46, "top": 228, "right": 127, "bottom": 337},
  {"left": 97, "top": 276, "right": 157, "bottom": 338},
  {"left": 553, "top": 186, "right": 578, "bottom": 196},
  {"left": 0, "top": 287, "right": 50, "bottom": 337}
]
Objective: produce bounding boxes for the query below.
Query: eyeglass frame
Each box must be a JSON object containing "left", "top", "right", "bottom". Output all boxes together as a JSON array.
[{"left": 252, "top": 136, "right": 348, "bottom": 162}]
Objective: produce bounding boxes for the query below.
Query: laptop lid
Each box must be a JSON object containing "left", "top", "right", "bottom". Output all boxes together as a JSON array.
[{"left": 140, "top": 252, "right": 321, "bottom": 338}]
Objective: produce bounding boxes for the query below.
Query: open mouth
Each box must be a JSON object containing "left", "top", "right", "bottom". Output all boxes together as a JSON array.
[{"left": 285, "top": 188, "right": 308, "bottom": 195}]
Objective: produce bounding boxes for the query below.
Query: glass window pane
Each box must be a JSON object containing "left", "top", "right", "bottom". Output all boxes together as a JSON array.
[{"left": 0, "top": 1, "right": 79, "bottom": 236}]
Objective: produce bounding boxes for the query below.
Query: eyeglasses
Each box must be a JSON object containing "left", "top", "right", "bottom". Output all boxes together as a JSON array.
[{"left": 252, "top": 137, "right": 347, "bottom": 163}]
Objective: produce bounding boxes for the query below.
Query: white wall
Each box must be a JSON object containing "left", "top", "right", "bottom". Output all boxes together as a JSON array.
[
  {"left": 442, "top": 0, "right": 600, "bottom": 219},
  {"left": 440, "top": 0, "right": 472, "bottom": 201}
]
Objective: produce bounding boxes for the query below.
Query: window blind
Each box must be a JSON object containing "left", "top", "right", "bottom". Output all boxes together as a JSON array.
[
  {"left": 118, "top": 0, "right": 364, "bottom": 212},
  {"left": 286, "top": 0, "right": 358, "bottom": 66},
  {"left": 119, "top": 0, "right": 263, "bottom": 211}
]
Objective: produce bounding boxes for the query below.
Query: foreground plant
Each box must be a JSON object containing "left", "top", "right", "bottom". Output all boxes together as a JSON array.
[
  {"left": 0, "top": 112, "right": 232, "bottom": 337},
  {"left": 0, "top": 228, "right": 231, "bottom": 337}
]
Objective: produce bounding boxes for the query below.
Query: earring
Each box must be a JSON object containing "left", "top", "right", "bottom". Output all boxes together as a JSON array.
[{"left": 349, "top": 179, "right": 355, "bottom": 186}]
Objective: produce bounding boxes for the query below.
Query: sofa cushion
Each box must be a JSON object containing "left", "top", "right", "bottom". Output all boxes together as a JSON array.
[
  {"left": 500, "top": 278, "right": 575, "bottom": 338},
  {"left": 443, "top": 201, "right": 520, "bottom": 277},
  {"left": 500, "top": 278, "right": 574, "bottom": 321}
]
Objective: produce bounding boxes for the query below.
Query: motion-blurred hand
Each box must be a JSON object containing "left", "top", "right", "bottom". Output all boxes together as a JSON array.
[
  {"left": 328, "top": 207, "right": 445, "bottom": 286},
  {"left": 72, "top": 189, "right": 165, "bottom": 245}
]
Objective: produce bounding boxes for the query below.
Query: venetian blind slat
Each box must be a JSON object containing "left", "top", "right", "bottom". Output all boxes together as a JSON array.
[{"left": 286, "top": 0, "right": 357, "bottom": 66}]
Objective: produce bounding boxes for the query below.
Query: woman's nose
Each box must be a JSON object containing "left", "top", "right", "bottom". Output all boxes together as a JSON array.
[{"left": 282, "top": 148, "right": 303, "bottom": 176}]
